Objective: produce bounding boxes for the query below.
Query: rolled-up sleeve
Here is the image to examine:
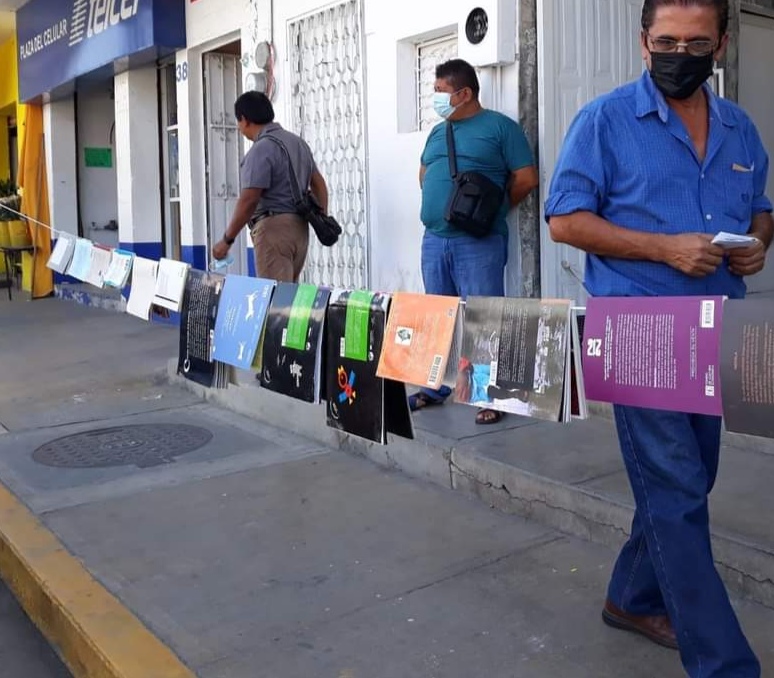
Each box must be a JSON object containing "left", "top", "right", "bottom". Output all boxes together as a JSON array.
[{"left": 544, "top": 110, "right": 608, "bottom": 220}]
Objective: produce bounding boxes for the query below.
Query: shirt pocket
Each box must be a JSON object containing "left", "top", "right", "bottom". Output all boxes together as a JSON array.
[{"left": 723, "top": 169, "right": 754, "bottom": 222}]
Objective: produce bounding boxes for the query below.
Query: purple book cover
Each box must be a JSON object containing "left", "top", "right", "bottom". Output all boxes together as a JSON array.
[{"left": 582, "top": 296, "right": 724, "bottom": 416}]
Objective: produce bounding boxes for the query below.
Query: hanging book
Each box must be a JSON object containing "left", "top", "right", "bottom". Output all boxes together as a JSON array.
[
  {"left": 212, "top": 275, "right": 276, "bottom": 370},
  {"left": 178, "top": 269, "right": 228, "bottom": 388},
  {"left": 104, "top": 249, "right": 134, "bottom": 289},
  {"left": 568, "top": 307, "right": 588, "bottom": 420},
  {"left": 582, "top": 296, "right": 724, "bottom": 416},
  {"left": 126, "top": 256, "right": 159, "bottom": 321},
  {"left": 84, "top": 244, "right": 113, "bottom": 288},
  {"left": 720, "top": 298, "right": 774, "bottom": 438},
  {"left": 47, "top": 233, "right": 76, "bottom": 274},
  {"left": 261, "top": 282, "right": 331, "bottom": 403},
  {"left": 153, "top": 257, "right": 191, "bottom": 312},
  {"left": 454, "top": 297, "right": 580, "bottom": 422},
  {"left": 65, "top": 238, "right": 94, "bottom": 282},
  {"left": 326, "top": 290, "right": 406, "bottom": 444},
  {"left": 376, "top": 292, "right": 460, "bottom": 390}
]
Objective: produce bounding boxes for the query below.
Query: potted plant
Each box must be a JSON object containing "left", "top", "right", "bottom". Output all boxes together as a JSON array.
[
  {"left": 0, "top": 178, "right": 14, "bottom": 248},
  {"left": 0, "top": 180, "right": 31, "bottom": 248}
]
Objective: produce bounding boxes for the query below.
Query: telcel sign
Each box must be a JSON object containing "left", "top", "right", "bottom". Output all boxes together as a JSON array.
[
  {"left": 71, "top": 0, "right": 141, "bottom": 45},
  {"left": 16, "top": 0, "right": 185, "bottom": 102}
]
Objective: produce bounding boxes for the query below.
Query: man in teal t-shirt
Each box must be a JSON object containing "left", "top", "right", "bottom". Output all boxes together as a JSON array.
[{"left": 412, "top": 59, "right": 538, "bottom": 425}]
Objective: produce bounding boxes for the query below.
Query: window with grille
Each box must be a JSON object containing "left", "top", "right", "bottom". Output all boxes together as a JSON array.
[{"left": 416, "top": 35, "right": 458, "bottom": 131}]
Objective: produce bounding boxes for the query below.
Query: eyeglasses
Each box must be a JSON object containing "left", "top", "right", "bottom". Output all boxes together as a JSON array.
[{"left": 647, "top": 34, "right": 716, "bottom": 57}]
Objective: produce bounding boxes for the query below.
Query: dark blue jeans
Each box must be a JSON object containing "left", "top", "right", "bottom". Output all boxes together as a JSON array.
[
  {"left": 609, "top": 405, "right": 759, "bottom": 677},
  {"left": 420, "top": 230, "right": 506, "bottom": 402}
]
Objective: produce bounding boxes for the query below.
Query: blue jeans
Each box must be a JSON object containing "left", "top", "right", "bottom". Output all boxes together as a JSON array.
[
  {"left": 420, "top": 230, "right": 506, "bottom": 401},
  {"left": 609, "top": 405, "right": 759, "bottom": 677}
]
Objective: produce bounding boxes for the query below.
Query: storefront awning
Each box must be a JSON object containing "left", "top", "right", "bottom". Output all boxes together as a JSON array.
[{"left": 16, "top": 0, "right": 186, "bottom": 102}]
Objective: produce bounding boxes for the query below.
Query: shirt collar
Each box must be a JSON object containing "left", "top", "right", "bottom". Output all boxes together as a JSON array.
[
  {"left": 258, "top": 122, "right": 283, "bottom": 137},
  {"left": 635, "top": 70, "right": 735, "bottom": 127}
]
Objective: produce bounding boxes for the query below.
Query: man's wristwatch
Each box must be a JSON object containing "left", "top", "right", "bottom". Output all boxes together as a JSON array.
[{"left": 223, "top": 234, "right": 235, "bottom": 246}]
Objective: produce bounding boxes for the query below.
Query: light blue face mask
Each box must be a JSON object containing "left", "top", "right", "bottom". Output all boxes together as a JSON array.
[{"left": 433, "top": 90, "right": 461, "bottom": 119}]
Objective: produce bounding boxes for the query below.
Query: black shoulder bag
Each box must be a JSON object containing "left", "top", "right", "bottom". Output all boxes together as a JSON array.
[
  {"left": 263, "top": 135, "right": 342, "bottom": 247},
  {"left": 443, "top": 123, "right": 505, "bottom": 238}
]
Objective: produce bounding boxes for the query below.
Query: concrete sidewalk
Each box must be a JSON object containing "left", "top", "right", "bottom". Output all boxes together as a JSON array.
[
  {"left": 176, "top": 358, "right": 774, "bottom": 610},
  {"left": 0, "top": 297, "right": 773, "bottom": 677}
]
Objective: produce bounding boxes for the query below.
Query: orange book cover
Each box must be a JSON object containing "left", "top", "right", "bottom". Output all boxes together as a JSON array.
[{"left": 376, "top": 292, "right": 460, "bottom": 388}]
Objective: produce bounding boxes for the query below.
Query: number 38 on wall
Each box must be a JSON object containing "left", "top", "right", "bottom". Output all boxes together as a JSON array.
[{"left": 176, "top": 62, "right": 188, "bottom": 82}]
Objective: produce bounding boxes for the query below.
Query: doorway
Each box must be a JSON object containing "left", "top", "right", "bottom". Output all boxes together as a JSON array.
[{"left": 202, "top": 40, "right": 246, "bottom": 275}]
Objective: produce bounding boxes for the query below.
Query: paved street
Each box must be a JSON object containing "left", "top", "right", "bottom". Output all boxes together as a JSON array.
[{"left": 0, "top": 581, "right": 71, "bottom": 677}]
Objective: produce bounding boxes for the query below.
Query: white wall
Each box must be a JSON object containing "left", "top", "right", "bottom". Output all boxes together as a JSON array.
[
  {"left": 179, "top": 0, "right": 252, "bottom": 257},
  {"left": 182, "top": 0, "right": 525, "bottom": 291},
  {"left": 44, "top": 97, "right": 78, "bottom": 238},
  {"left": 114, "top": 66, "right": 162, "bottom": 247},
  {"left": 76, "top": 87, "right": 118, "bottom": 248},
  {"left": 273, "top": 0, "right": 522, "bottom": 292}
]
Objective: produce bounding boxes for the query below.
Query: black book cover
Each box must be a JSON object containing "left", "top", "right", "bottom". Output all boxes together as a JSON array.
[
  {"left": 385, "top": 378, "right": 414, "bottom": 440},
  {"left": 721, "top": 298, "right": 774, "bottom": 438},
  {"left": 261, "top": 282, "right": 330, "bottom": 403},
  {"left": 326, "top": 290, "right": 389, "bottom": 443},
  {"left": 177, "top": 270, "right": 224, "bottom": 387}
]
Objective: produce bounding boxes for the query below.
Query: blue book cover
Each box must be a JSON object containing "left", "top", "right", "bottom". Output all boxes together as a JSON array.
[{"left": 212, "top": 275, "right": 276, "bottom": 369}]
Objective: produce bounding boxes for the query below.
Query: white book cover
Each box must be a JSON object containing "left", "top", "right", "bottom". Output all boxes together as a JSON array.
[
  {"left": 104, "top": 249, "right": 134, "bottom": 288},
  {"left": 152, "top": 258, "right": 190, "bottom": 312},
  {"left": 65, "top": 238, "right": 94, "bottom": 282},
  {"left": 126, "top": 256, "right": 159, "bottom": 321},
  {"left": 84, "top": 245, "right": 112, "bottom": 288},
  {"left": 46, "top": 233, "right": 76, "bottom": 274}
]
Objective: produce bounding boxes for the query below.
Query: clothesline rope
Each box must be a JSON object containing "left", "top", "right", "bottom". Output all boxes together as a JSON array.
[{"left": 0, "top": 201, "right": 59, "bottom": 235}]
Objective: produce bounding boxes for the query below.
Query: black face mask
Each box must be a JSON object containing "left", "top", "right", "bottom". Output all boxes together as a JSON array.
[{"left": 649, "top": 52, "right": 714, "bottom": 100}]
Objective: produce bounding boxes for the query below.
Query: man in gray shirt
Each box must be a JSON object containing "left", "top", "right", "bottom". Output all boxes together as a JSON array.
[{"left": 212, "top": 91, "right": 328, "bottom": 282}]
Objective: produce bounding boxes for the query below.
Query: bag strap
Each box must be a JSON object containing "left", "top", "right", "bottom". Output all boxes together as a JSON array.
[
  {"left": 261, "top": 133, "right": 305, "bottom": 203},
  {"left": 445, "top": 123, "right": 458, "bottom": 179}
]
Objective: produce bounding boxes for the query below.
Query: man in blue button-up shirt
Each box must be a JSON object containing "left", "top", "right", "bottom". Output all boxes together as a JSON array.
[{"left": 546, "top": 1, "right": 772, "bottom": 676}]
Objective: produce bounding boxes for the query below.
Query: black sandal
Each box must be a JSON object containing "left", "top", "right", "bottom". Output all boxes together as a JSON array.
[
  {"left": 409, "top": 391, "right": 446, "bottom": 412},
  {"left": 475, "top": 408, "right": 503, "bottom": 425}
]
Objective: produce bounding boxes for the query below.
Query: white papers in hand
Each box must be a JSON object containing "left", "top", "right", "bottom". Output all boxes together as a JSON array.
[{"left": 711, "top": 231, "right": 759, "bottom": 250}]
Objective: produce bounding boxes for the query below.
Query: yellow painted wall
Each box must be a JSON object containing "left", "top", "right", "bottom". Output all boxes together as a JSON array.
[
  {"left": 0, "top": 35, "right": 25, "bottom": 184},
  {"left": 0, "top": 114, "right": 8, "bottom": 180}
]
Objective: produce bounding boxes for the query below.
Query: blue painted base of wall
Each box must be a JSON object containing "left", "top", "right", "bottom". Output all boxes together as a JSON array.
[
  {"left": 55, "top": 283, "right": 127, "bottom": 313},
  {"left": 119, "top": 241, "right": 163, "bottom": 261},
  {"left": 181, "top": 245, "right": 207, "bottom": 271},
  {"left": 247, "top": 248, "right": 256, "bottom": 277},
  {"left": 53, "top": 241, "right": 192, "bottom": 325}
]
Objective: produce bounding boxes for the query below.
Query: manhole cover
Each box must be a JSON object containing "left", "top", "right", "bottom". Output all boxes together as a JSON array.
[{"left": 32, "top": 424, "right": 213, "bottom": 469}]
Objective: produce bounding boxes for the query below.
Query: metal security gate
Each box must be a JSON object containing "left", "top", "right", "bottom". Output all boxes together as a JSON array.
[
  {"left": 538, "top": 0, "right": 642, "bottom": 302},
  {"left": 740, "top": 10, "right": 774, "bottom": 295},
  {"left": 289, "top": 0, "right": 368, "bottom": 289},
  {"left": 204, "top": 52, "right": 247, "bottom": 275}
]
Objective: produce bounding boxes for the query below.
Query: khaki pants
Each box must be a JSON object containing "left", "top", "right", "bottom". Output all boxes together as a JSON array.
[{"left": 250, "top": 213, "right": 309, "bottom": 282}]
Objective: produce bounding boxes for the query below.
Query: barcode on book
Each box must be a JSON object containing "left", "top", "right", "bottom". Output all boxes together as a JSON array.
[
  {"left": 281, "top": 328, "right": 288, "bottom": 347},
  {"left": 427, "top": 355, "right": 444, "bottom": 386},
  {"left": 488, "top": 361, "right": 498, "bottom": 386},
  {"left": 340, "top": 337, "right": 346, "bottom": 357},
  {"left": 700, "top": 300, "right": 715, "bottom": 329}
]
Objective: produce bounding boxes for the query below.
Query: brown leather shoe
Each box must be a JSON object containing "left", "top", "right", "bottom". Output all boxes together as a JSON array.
[{"left": 602, "top": 600, "right": 679, "bottom": 650}]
